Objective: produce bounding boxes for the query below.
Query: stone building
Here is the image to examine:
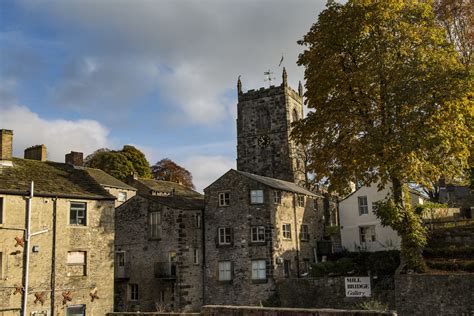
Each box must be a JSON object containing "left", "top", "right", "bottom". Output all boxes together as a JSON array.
[
  {"left": 0, "top": 129, "right": 116, "bottom": 316},
  {"left": 203, "top": 70, "right": 329, "bottom": 305},
  {"left": 114, "top": 176, "right": 204, "bottom": 312},
  {"left": 204, "top": 170, "right": 323, "bottom": 305},
  {"left": 236, "top": 68, "right": 305, "bottom": 186}
]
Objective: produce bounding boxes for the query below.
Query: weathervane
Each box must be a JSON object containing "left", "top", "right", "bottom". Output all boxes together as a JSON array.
[{"left": 264, "top": 70, "right": 276, "bottom": 87}]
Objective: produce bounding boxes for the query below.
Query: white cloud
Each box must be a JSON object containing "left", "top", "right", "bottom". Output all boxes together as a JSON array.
[
  {"left": 0, "top": 105, "right": 112, "bottom": 161},
  {"left": 179, "top": 155, "right": 236, "bottom": 193}
]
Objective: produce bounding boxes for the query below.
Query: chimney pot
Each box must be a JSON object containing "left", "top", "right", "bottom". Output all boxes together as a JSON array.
[
  {"left": 65, "top": 151, "right": 84, "bottom": 166},
  {"left": 0, "top": 129, "right": 13, "bottom": 161},
  {"left": 24, "top": 145, "right": 47, "bottom": 161}
]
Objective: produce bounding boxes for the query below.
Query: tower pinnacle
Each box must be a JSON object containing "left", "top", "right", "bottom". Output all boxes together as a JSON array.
[
  {"left": 282, "top": 67, "right": 288, "bottom": 86},
  {"left": 237, "top": 75, "right": 242, "bottom": 95}
]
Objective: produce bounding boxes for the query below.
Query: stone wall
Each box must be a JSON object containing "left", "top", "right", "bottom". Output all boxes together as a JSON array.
[{"left": 0, "top": 194, "right": 115, "bottom": 315}]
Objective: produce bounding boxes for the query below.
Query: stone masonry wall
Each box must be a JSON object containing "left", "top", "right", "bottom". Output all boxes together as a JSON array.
[
  {"left": 115, "top": 195, "right": 203, "bottom": 312},
  {"left": 0, "top": 194, "right": 115, "bottom": 316}
]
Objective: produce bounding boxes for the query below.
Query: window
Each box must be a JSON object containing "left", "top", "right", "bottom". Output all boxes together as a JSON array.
[
  {"left": 251, "top": 226, "right": 265, "bottom": 243},
  {"left": 372, "top": 202, "right": 378, "bottom": 212},
  {"left": 218, "top": 227, "right": 232, "bottom": 245},
  {"left": 250, "top": 190, "right": 264, "bottom": 204},
  {"left": 67, "top": 251, "right": 86, "bottom": 276},
  {"left": 300, "top": 225, "right": 309, "bottom": 241},
  {"left": 196, "top": 214, "right": 201, "bottom": 228},
  {"left": 118, "top": 191, "right": 127, "bottom": 202},
  {"left": 0, "top": 252, "right": 2, "bottom": 279},
  {"left": 218, "top": 261, "right": 232, "bottom": 281},
  {"left": 116, "top": 252, "right": 125, "bottom": 267},
  {"left": 66, "top": 305, "right": 85, "bottom": 316},
  {"left": 358, "top": 196, "right": 368, "bottom": 215},
  {"left": 282, "top": 224, "right": 291, "bottom": 239},
  {"left": 297, "top": 195, "right": 305, "bottom": 207},
  {"left": 251, "top": 260, "right": 266, "bottom": 280},
  {"left": 284, "top": 260, "right": 291, "bottom": 278},
  {"left": 69, "top": 202, "right": 86, "bottom": 225},
  {"left": 359, "top": 226, "right": 376, "bottom": 243},
  {"left": 149, "top": 212, "right": 161, "bottom": 239},
  {"left": 273, "top": 191, "right": 281, "bottom": 204},
  {"left": 193, "top": 248, "right": 199, "bottom": 265},
  {"left": 292, "top": 109, "right": 299, "bottom": 122},
  {"left": 0, "top": 197, "right": 3, "bottom": 224},
  {"left": 218, "top": 192, "right": 230, "bottom": 206},
  {"left": 129, "top": 284, "right": 139, "bottom": 301}
]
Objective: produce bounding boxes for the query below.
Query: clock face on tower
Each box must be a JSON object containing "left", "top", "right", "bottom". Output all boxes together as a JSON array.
[{"left": 257, "top": 135, "right": 270, "bottom": 148}]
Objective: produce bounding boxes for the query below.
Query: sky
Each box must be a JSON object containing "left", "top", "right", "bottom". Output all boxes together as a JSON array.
[{"left": 0, "top": 0, "right": 327, "bottom": 192}]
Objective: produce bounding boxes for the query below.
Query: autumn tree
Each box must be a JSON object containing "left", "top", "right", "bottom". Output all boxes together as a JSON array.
[
  {"left": 85, "top": 145, "right": 151, "bottom": 181},
  {"left": 151, "top": 158, "right": 195, "bottom": 189},
  {"left": 293, "top": 0, "right": 472, "bottom": 270}
]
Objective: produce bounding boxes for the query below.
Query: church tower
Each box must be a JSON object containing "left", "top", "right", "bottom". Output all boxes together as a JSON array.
[{"left": 236, "top": 68, "right": 305, "bottom": 185}]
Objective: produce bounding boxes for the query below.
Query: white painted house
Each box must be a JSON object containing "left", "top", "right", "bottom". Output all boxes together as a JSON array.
[{"left": 339, "top": 183, "right": 425, "bottom": 252}]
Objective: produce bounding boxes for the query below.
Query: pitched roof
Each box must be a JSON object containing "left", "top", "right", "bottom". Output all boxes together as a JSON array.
[
  {"left": 0, "top": 158, "right": 115, "bottom": 200},
  {"left": 84, "top": 167, "right": 136, "bottom": 191},
  {"left": 211, "top": 169, "right": 318, "bottom": 197},
  {"left": 142, "top": 195, "right": 204, "bottom": 210},
  {"left": 136, "top": 178, "right": 202, "bottom": 198}
]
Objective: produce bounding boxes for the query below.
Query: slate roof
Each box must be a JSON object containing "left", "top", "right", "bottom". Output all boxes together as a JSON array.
[
  {"left": 84, "top": 167, "right": 136, "bottom": 191},
  {"left": 0, "top": 158, "right": 115, "bottom": 200},
  {"left": 142, "top": 195, "right": 204, "bottom": 210},
  {"left": 206, "top": 169, "right": 318, "bottom": 197},
  {"left": 136, "top": 178, "right": 202, "bottom": 198}
]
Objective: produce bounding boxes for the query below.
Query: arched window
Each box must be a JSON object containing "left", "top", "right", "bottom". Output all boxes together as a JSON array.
[
  {"left": 292, "top": 109, "right": 299, "bottom": 122},
  {"left": 258, "top": 108, "right": 271, "bottom": 130}
]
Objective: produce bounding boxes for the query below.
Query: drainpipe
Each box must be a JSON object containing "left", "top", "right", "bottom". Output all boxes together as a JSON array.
[
  {"left": 21, "top": 181, "right": 34, "bottom": 316},
  {"left": 292, "top": 193, "right": 300, "bottom": 278}
]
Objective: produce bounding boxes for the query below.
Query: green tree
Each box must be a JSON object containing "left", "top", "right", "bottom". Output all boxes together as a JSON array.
[
  {"left": 151, "top": 158, "right": 195, "bottom": 189},
  {"left": 293, "top": 0, "right": 472, "bottom": 270},
  {"left": 85, "top": 145, "right": 151, "bottom": 181}
]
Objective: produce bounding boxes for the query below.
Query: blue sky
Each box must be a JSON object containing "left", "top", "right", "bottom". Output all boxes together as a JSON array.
[{"left": 0, "top": 0, "right": 326, "bottom": 191}]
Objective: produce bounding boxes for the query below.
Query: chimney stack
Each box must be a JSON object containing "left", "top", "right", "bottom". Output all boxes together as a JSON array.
[
  {"left": 24, "top": 145, "right": 47, "bottom": 161},
  {"left": 66, "top": 151, "right": 84, "bottom": 166},
  {"left": 0, "top": 129, "right": 13, "bottom": 161}
]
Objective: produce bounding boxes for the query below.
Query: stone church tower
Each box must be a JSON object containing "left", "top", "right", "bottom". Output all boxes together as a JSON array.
[{"left": 236, "top": 68, "right": 305, "bottom": 185}]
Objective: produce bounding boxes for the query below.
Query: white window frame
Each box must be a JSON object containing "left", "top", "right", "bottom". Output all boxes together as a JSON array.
[
  {"left": 297, "top": 195, "right": 305, "bottom": 207},
  {"left": 282, "top": 223, "right": 292, "bottom": 239},
  {"left": 129, "top": 283, "right": 139, "bottom": 301},
  {"left": 300, "top": 224, "right": 309, "bottom": 241},
  {"left": 149, "top": 211, "right": 162, "bottom": 239},
  {"left": 218, "top": 192, "right": 230, "bottom": 206},
  {"left": 218, "top": 261, "right": 232, "bottom": 281},
  {"left": 273, "top": 191, "right": 281, "bottom": 205},
  {"left": 69, "top": 202, "right": 86, "bottom": 226},
  {"left": 66, "top": 304, "right": 85, "bottom": 316},
  {"left": 250, "top": 190, "right": 264, "bottom": 204},
  {"left": 359, "top": 225, "right": 376, "bottom": 243},
  {"left": 358, "top": 196, "right": 369, "bottom": 215},
  {"left": 251, "top": 226, "right": 265, "bottom": 243},
  {"left": 118, "top": 191, "right": 127, "bottom": 202},
  {"left": 218, "top": 227, "right": 231, "bottom": 245},
  {"left": 251, "top": 260, "right": 266, "bottom": 280}
]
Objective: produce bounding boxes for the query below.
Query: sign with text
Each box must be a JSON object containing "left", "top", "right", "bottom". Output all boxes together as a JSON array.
[{"left": 345, "top": 277, "right": 371, "bottom": 297}]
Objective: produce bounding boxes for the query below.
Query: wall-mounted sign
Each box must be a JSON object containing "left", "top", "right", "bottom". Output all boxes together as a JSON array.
[{"left": 345, "top": 276, "right": 371, "bottom": 297}]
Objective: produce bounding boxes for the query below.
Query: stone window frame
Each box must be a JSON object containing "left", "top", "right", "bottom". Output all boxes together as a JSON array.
[
  {"left": 218, "top": 227, "right": 232, "bottom": 246},
  {"left": 129, "top": 283, "right": 139, "bottom": 301},
  {"left": 251, "top": 259, "right": 267, "bottom": 281},
  {"left": 193, "top": 248, "right": 199, "bottom": 265},
  {"left": 282, "top": 223, "right": 292, "bottom": 240},
  {"left": 66, "top": 304, "right": 86, "bottom": 316},
  {"left": 118, "top": 191, "right": 127, "bottom": 202},
  {"left": 66, "top": 250, "right": 87, "bottom": 277},
  {"left": 297, "top": 195, "right": 305, "bottom": 207},
  {"left": 250, "top": 189, "right": 264, "bottom": 204},
  {"left": 149, "top": 211, "right": 162, "bottom": 240},
  {"left": 300, "top": 224, "right": 310, "bottom": 241},
  {"left": 250, "top": 226, "right": 266, "bottom": 243},
  {"left": 69, "top": 201, "right": 87, "bottom": 226},
  {"left": 358, "top": 196, "right": 369, "bottom": 215},
  {"left": 218, "top": 192, "right": 230, "bottom": 207},
  {"left": 273, "top": 191, "right": 282, "bottom": 205},
  {"left": 218, "top": 260, "right": 233, "bottom": 282}
]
